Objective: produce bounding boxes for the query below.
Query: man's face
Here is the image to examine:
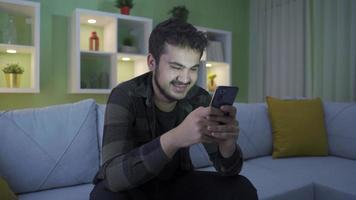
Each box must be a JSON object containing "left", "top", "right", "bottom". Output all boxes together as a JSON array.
[{"left": 150, "top": 44, "right": 201, "bottom": 102}]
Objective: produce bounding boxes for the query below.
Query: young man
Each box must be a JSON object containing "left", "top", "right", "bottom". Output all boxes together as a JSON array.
[{"left": 90, "top": 18, "right": 258, "bottom": 200}]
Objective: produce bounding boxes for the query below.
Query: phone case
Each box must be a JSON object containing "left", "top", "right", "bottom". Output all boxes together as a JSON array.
[{"left": 210, "top": 86, "right": 239, "bottom": 108}]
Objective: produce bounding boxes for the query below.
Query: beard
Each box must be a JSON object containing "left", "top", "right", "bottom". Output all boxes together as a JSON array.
[{"left": 153, "top": 68, "right": 191, "bottom": 102}]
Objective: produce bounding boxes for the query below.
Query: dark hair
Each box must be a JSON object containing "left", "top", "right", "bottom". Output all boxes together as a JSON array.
[{"left": 149, "top": 18, "right": 208, "bottom": 64}]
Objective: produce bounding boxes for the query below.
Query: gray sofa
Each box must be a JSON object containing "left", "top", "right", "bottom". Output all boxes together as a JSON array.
[{"left": 1, "top": 99, "right": 356, "bottom": 200}]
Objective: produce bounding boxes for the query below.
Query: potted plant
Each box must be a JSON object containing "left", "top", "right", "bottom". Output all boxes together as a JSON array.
[
  {"left": 120, "top": 35, "right": 137, "bottom": 53},
  {"left": 115, "top": 0, "right": 134, "bottom": 15},
  {"left": 2, "top": 63, "right": 24, "bottom": 88},
  {"left": 168, "top": 5, "right": 189, "bottom": 22}
]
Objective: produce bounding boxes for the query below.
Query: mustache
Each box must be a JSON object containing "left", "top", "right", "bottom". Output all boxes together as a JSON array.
[{"left": 171, "top": 80, "right": 191, "bottom": 86}]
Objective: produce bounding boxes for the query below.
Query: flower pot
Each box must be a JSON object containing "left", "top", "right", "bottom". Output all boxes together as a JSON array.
[
  {"left": 4, "top": 73, "right": 21, "bottom": 88},
  {"left": 120, "top": 7, "right": 131, "bottom": 15}
]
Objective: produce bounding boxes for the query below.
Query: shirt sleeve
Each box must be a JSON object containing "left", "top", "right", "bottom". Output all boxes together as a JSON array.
[
  {"left": 99, "top": 87, "right": 170, "bottom": 192},
  {"left": 214, "top": 144, "right": 243, "bottom": 175},
  {"left": 203, "top": 142, "right": 243, "bottom": 176}
]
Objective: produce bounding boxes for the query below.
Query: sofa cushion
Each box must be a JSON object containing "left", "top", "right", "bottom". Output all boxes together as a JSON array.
[
  {"left": 311, "top": 157, "right": 356, "bottom": 199},
  {"left": 0, "top": 99, "right": 99, "bottom": 193},
  {"left": 246, "top": 156, "right": 329, "bottom": 181},
  {"left": 241, "top": 161, "right": 314, "bottom": 200},
  {"left": 266, "top": 97, "right": 328, "bottom": 158},
  {"left": 235, "top": 103, "right": 272, "bottom": 160},
  {"left": 324, "top": 102, "right": 356, "bottom": 160},
  {"left": 245, "top": 156, "right": 356, "bottom": 199},
  {"left": 246, "top": 156, "right": 356, "bottom": 180},
  {"left": 315, "top": 183, "right": 356, "bottom": 200},
  {"left": 199, "top": 156, "right": 356, "bottom": 200},
  {"left": 197, "top": 162, "right": 314, "bottom": 200},
  {"left": 18, "top": 184, "right": 94, "bottom": 200}
]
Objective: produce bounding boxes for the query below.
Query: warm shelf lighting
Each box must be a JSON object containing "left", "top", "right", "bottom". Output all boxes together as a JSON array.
[
  {"left": 6, "top": 49, "right": 17, "bottom": 54},
  {"left": 206, "top": 63, "right": 212, "bottom": 67},
  {"left": 121, "top": 57, "right": 131, "bottom": 61},
  {"left": 88, "top": 19, "right": 96, "bottom": 24}
]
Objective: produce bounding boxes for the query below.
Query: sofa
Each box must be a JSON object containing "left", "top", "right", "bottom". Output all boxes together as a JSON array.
[{"left": 1, "top": 99, "right": 356, "bottom": 200}]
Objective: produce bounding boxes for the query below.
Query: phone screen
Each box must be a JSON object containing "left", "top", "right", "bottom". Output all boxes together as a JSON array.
[{"left": 210, "top": 86, "right": 239, "bottom": 108}]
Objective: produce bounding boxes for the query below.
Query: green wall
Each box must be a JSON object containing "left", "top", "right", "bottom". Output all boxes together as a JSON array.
[{"left": 0, "top": 0, "right": 249, "bottom": 110}]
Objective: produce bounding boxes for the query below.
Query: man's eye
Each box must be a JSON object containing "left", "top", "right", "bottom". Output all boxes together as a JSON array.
[
  {"left": 171, "top": 66, "right": 181, "bottom": 70},
  {"left": 191, "top": 67, "right": 198, "bottom": 71}
]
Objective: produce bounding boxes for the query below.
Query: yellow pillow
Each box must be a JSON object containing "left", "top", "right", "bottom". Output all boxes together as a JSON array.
[
  {"left": 266, "top": 96, "right": 328, "bottom": 158},
  {"left": 0, "top": 177, "right": 17, "bottom": 200}
]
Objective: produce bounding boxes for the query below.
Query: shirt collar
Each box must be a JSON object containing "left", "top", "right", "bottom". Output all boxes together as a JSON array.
[{"left": 132, "top": 72, "right": 154, "bottom": 106}]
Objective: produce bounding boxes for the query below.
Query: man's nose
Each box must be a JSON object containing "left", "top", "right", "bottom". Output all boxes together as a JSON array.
[{"left": 178, "top": 69, "right": 191, "bottom": 84}]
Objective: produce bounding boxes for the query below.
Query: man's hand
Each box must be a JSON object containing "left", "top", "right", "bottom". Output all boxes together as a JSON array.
[
  {"left": 160, "top": 106, "right": 217, "bottom": 158},
  {"left": 160, "top": 105, "right": 239, "bottom": 158},
  {"left": 206, "top": 105, "right": 239, "bottom": 158},
  {"left": 174, "top": 106, "right": 221, "bottom": 146}
]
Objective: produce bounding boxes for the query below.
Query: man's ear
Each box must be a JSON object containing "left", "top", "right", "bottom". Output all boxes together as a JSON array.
[{"left": 147, "top": 54, "right": 156, "bottom": 71}]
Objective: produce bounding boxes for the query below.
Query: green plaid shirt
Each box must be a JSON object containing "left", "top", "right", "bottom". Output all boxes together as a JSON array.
[{"left": 95, "top": 72, "right": 243, "bottom": 192}]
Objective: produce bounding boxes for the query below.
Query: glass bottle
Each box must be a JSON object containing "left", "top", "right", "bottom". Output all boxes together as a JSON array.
[{"left": 89, "top": 31, "right": 99, "bottom": 51}]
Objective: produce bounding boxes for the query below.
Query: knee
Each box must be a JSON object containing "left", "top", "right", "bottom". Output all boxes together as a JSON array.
[
  {"left": 230, "top": 175, "right": 258, "bottom": 199},
  {"left": 238, "top": 176, "right": 257, "bottom": 191}
]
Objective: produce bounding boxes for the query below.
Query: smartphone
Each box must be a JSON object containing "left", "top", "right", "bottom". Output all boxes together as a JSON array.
[{"left": 210, "top": 86, "right": 239, "bottom": 109}]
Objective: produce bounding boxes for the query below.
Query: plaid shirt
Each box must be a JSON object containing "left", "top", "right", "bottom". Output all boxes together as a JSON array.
[{"left": 95, "top": 72, "right": 243, "bottom": 192}]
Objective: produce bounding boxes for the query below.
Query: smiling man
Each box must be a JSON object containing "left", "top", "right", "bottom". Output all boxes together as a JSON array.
[{"left": 90, "top": 18, "right": 258, "bottom": 200}]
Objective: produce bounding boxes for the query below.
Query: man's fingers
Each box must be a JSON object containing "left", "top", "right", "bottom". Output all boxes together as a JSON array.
[
  {"left": 206, "top": 120, "right": 220, "bottom": 126},
  {"left": 210, "top": 131, "right": 238, "bottom": 140},
  {"left": 195, "top": 106, "right": 223, "bottom": 118},
  {"left": 199, "top": 119, "right": 218, "bottom": 133},
  {"left": 207, "top": 106, "right": 237, "bottom": 124},
  {"left": 220, "top": 105, "right": 237, "bottom": 117},
  {"left": 206, "top": 124, "right": 240, "bottom": 139},
  {"left": 202, "top": 135, "right": 225, "bottom": 143},
  {"left": 207, "top": 106, "right": 225, "bottom": 116},
  {"left": 207, "top": 115, "right": 236, "bottom": 124},
  {"left": 207, "top": 124, "right": 239, "bottom": 132}
]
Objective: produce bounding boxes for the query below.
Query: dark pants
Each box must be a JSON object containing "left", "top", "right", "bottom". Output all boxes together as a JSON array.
[{"left": 90, "top": 171, "right": 258, "bottom": 200}]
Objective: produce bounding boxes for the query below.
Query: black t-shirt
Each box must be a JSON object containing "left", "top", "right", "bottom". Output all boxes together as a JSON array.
[
  {"left": 155, "top": 105, "right": 178, "bottom": 134},
  {"left": 155, "top": 105, "right": 182, "bottom": 180}
]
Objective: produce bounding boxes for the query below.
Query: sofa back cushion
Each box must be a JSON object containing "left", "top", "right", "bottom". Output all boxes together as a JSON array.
[
  {"left": 324, "top": 102, "right": 356, "bottom": 160},
  {"left": 97, "top": 104, "right": 106, "bottom": 164},
  {"left": 189, "top": 143, "right": 213, "bottom": 168},
  {"left": 236, "top": 103, "right": 273, "bottom": 160},
  {"left": 0, "top": 99, "right": 99, "bottom": 194}
]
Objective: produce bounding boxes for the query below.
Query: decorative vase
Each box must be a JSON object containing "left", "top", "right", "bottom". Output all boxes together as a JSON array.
[
  {"left": 120, "top": 7, "right": 131, "bottom": 15},
  {"left": 89, "top": 31, "right": 99, "bottom": 51},
  {"left": 207, "top": 74, "right": 217, "bottom": 92},
  {"left": 4, "top": 73, "right": 21, "bottom": 88}
]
